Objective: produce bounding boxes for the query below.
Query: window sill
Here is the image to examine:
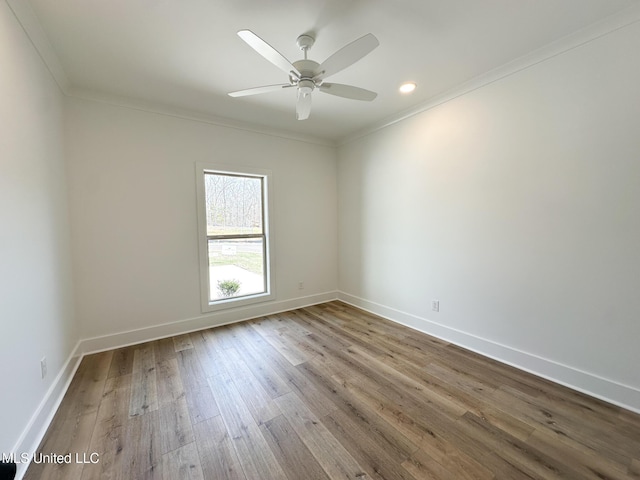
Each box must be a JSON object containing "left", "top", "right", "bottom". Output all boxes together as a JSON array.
[{"left": 201, "top": 291, "right": 276, "bottom": 314}]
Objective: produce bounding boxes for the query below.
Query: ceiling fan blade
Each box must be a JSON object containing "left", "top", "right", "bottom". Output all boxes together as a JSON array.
[
  {"left": 296, "top": 90, "right": 312, "bottom": 120},
  {"left": 319, "top": 83, "right": 377, "bottom": 101},
  {"left": 237, "top": 30, "right": 300, "bottom": 78},
  {"left": 228, "top": 84, "right": 293, "bottom": 97},
  {"left": 315, "top": 33, "right": 379, "bottom": 80}
]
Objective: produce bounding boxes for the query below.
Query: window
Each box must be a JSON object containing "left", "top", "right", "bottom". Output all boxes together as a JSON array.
[{"left": 196, "top": 164, "right": 274, "bottom": 312}]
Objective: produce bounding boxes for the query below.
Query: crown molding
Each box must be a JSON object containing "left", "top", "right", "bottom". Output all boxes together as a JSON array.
[
  {"left": 7, "top": 0, "right": 334, "bottom": 147},
  {"left": 10, "top": 0, "right": 639, "bottom": 149},
  {"left": 68, "top": 86, "right": 336, "bottom": 147},
  {"left": 6, "top": 0, "right": 71, "bottom": 94},
  {"left": 338, "top": 3, "right": 640, "bottom": 146}
]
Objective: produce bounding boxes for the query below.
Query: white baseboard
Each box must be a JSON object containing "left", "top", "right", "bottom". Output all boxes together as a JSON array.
[
  {"left": 338, "top": 291, "right": 640, "bottom": 414},
  {"left": 79, "top": 291, "right": 339, "bottom": 355},
  {"left": 12, "top": 342, "right": 82, "bottom": 480},
  {"left": 10, "top": 291, "right": 338, "bottom": 479}
]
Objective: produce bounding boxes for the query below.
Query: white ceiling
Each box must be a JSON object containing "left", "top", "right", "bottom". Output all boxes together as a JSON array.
[{"left": 23, "top": 0, "right": 639, "bottom": 143}]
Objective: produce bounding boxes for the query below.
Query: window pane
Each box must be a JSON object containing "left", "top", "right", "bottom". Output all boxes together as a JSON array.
[
  {"left": 204, "top": 173, "right": 263, "bottom": 236},
  {"left": 208, "top": 238, "right": 265, "bottom": 301}
]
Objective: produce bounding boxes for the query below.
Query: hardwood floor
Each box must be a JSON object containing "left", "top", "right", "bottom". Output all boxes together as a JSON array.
[{"left": 25, "top": 301, "right": 640, "bottom": 479}]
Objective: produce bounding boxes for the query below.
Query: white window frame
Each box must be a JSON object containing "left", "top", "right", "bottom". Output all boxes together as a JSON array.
[{"left": 196, "top": 163, "right": 275, "bottom": 313}]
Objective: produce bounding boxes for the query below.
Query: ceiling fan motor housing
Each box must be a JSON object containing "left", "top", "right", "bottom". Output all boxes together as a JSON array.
[
  {"left": 293, "top": 59, "right": 320, "bottom": 77},
  {"left": 292, "top": 60, "right": 321, "bottom": 94}
]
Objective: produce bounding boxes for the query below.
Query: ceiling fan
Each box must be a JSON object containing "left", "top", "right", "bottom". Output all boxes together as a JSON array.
[{"left": 228, "top": 30, "right": 379, "bottom": 120}]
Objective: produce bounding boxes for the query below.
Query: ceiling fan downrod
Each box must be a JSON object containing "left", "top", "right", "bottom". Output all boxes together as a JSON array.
[{"left": 296, "top": 34, "right": 315, "bottom": 60}]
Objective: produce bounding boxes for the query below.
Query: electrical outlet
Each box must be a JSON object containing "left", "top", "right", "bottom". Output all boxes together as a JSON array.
[
  {"left": 431, "top": 300, "right": 440, "bottom": 312},
  {"left": 40, "top": 357, "right": 47, "bottom": 379},
  {"left": 298, "top": 281, "right": 304, "bottom": 290}
]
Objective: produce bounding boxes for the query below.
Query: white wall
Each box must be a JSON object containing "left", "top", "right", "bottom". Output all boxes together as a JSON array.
[
  {"left": 0, "top": 1, "right": 77, "bottom": 453},
  {"left": 65, "top": 98, "right": 338, "bottom": 343},
  {"left": 338, "top": 21, "right": 640, "bottom": 410}
]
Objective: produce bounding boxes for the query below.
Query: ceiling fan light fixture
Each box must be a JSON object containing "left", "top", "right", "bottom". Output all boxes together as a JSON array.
[
  {"left": 298, "top": 79, "right": 315, "bottom": 95},
  {"left": 399, "top": 82, "right": 417, "bottom": 94}
]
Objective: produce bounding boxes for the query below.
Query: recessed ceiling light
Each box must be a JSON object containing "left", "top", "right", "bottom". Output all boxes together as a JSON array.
[{"left": 399, "top": 82, "right": 417, "bottom": 94}]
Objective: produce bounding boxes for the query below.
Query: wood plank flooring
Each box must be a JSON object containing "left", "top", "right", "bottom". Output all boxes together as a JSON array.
[{"left": 25, "top": 301, "right": 640, "bottom": 479}]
